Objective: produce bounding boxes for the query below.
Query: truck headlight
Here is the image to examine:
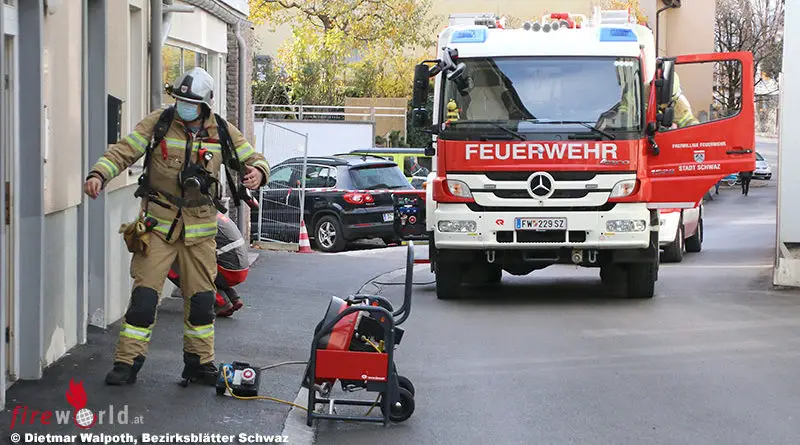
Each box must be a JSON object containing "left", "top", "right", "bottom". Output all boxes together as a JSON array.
[
  {"left": 438, "top": 220, "right": 477, "bottom": 233},
  {"left": 609, "top": 180, "right": 637, "bottom": 198},
  {"left": 446, "top": 180, "right": 473, "bottom": 199},
  {"left": 606, "top": 219, "right": 647, "bottom": 232}
]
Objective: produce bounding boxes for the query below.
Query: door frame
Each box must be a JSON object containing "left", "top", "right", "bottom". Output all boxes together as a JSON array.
[{"left": 1, "top": 0, "right": 21, "bottom": 406}]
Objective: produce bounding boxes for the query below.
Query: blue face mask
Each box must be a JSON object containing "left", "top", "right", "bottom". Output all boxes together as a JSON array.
[{"left": 176, "top": 101, "right": 200, "bottom": 122}]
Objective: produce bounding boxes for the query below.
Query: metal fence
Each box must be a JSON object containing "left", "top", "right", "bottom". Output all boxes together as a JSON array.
[
  {"left": 253, "top": 104, "right": 407, "bottom": 141},
  {"left": 254, "top": 104, "right": 406, "bottom": 122},
  {"left": 251, "top": 120, "right": 309, "bottom": 248}
]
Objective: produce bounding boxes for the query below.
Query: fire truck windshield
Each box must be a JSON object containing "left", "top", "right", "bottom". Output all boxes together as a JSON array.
[{"left": 441, "top": 56, "right": 642, "bottom": 136}]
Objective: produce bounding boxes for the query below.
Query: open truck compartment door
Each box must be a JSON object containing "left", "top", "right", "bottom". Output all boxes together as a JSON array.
[{"left": 644, "top": 51, "right": 755, "bottom": 208}]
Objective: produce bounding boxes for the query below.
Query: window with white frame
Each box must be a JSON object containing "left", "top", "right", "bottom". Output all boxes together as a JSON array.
[{"left": 161, "top": 43, "right": 208, "bottom": 107}]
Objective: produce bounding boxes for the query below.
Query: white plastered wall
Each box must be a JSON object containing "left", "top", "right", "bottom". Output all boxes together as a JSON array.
[{"left": 40, "top": 0, "right": 83, "bottom": 366}]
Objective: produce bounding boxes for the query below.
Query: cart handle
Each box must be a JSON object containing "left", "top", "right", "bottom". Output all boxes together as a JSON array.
[{"left": 391, "top": 241, "right": 414, "bottom": 325}]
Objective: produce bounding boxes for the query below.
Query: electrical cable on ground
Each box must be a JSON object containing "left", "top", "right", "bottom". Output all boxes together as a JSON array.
[
  {"left": 372, "top": 280, "right": 435, "bottom": 286},
  {"left": 259, "top": 360, "right": 308, "bottom": 371}
]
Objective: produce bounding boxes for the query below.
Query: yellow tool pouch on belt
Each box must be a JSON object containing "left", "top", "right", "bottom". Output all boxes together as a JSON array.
[{"left": 119, "top": 219, "right": 152, "bottom": 255}]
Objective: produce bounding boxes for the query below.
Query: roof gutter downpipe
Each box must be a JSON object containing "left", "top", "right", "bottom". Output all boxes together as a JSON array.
[
  {"left": 150, "top": 0, "right": 195, "bottom": 112},
  {"left": 235, "top": 21, "right": 249, "bottom": 236},
  {"left": 655, "top": 2, "right": 681, "bottom": 57},
  {"left": 150, "top": 0, "right": 163, "bottom": 111},
  {"left": 161, "top": 0, "right": 174, "bottom": 46}
]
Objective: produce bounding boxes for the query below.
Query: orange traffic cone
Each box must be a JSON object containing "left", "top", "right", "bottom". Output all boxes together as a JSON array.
[{"left": 298, "top": 220, "right": 313, "bottom": 253}]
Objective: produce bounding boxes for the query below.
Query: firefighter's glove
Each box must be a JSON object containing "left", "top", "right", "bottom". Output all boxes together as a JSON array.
[{"left": 119, "top": 221, "right": 152, "bottom": 255}]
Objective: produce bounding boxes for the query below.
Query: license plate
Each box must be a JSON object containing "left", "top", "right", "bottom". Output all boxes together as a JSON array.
[
  {"left": 515, "top": 217, "right": 567, "bottom": 230},
  {"left": 383, "top": 212, "right": 394, "bottom": 222}
]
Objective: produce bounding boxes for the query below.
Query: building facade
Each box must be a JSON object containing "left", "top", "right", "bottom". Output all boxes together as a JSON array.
[{"left": 0, "top": 0, "right": 253, "bottom": 408}]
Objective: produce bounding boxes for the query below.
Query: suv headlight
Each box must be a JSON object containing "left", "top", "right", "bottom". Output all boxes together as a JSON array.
[{"left": 610, "top": 180, "right": 637, "bottom": 198}]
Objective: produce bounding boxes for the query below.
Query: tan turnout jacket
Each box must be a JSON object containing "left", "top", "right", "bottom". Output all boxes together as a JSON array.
[{"left": 89, "top": 107, "right": 270, "bottom": 245}]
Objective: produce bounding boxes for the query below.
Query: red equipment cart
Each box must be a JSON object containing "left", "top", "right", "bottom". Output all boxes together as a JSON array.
[{"left": 302, "top": 243, "right": 419, "bottom": 426}]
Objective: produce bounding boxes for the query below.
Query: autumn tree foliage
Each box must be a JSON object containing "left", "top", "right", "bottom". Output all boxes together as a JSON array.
[
  {"left": 600, "top": 0, "right": 649, "bottom": 25},
  {"left": 249, "top": 0, "right": 435, "bottom": 105}
]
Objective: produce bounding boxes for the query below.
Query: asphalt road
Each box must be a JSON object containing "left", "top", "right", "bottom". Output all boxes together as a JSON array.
[
  {"left": 0, "top": 245, "right": 412, "bottom": 441},
  {"left": 314, "top": 141, "right": 800, "bottom": 445}
]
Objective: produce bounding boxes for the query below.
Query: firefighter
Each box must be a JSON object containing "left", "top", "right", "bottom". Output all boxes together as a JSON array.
[
  {"left": 669, "top": 72, "right": 699, "bottom": 128},
  {"left": 83, "top": 67, "right": 270, "bottom": 386},
  {"left": 168, "top": 211, "right": 250, "bottom": 317}
]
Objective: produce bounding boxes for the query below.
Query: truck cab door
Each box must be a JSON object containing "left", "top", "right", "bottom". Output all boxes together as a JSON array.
[{"left": 643, "top": 52, "right": 756, "bottom": 208}]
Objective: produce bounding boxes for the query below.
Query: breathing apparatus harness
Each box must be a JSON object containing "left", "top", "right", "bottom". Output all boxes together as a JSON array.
[{"left": 134, "top": 106, "right": 258, "bottom": 240}]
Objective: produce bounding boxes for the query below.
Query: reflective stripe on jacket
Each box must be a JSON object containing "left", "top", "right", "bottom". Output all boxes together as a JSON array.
[{"left": 674, "top": 95, "right": 699, "bottom": 128}]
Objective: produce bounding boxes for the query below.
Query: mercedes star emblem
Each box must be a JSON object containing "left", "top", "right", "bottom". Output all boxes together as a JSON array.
[{"left": 527, "top": 172, "right": 555, "bottom": 200}]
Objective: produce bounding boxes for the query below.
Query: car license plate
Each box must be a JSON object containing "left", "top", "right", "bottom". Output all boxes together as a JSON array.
[
  {"left": 383, "top": 212, "right": 394, "bottom": 222},
  {"left": 515, "top": 217, "right": 566, "bottom": 230}
]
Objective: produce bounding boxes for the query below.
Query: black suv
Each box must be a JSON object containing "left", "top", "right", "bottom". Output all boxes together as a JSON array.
[{"left": 250, "top": 155, "right": 413, "bottom": 252}]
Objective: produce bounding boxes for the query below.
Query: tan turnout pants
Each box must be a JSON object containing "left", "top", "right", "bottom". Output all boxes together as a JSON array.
[{"left": 114, "top": 233, "right": 217, "bottom": 366}]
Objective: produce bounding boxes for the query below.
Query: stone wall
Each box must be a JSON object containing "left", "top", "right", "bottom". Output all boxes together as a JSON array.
[
  {"left": 226, "top": 21, "right": 256, "bottom": 238},
  {"left": 226, "top": 22, "right": 255, "bottom": 142}
]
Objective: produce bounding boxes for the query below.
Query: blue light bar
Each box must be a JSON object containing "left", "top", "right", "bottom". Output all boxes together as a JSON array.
[
  {"left": 451, "top": 28, "right": 488, "bottom": 43},
  {"left": 599, "top": 27, "right": 637, "bottom": 42}
]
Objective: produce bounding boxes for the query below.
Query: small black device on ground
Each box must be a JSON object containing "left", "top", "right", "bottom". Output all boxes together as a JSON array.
[{"left": 216, "top": 361, "right": 261, "bottom": 397}]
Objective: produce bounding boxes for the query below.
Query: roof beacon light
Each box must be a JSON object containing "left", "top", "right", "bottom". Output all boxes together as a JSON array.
[
  {"left": 599, "top": 27, "right": 638, "bottom": 42},
  {"left": 451, "top": 28, "right": 488, "bottom": 43},
  {"left": 474, "top": 16, "right": 498, "bottom": 28},
  {"left": 535, "top": 12, "right": 586, "bottom": 29}
]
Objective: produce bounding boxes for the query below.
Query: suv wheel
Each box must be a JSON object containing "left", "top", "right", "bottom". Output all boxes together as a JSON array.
[{"left": 315, "top": 216, "right": 346, "bottom": 253}]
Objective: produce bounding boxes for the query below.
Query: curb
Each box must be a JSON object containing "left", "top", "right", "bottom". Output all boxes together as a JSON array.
[{"left": 280, "top": 387, "right": 315, "bottom": 444}]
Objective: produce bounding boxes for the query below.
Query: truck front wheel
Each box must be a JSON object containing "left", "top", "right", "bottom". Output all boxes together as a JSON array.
[
  {"left": 625, "top": 262, "right": 656, "bottom": 299},
  {"left": 435, "top": 261, "right": 463, "bottom": 300},
  {"left": 486, "top": 265, "right": 503, "bottom": 283}
]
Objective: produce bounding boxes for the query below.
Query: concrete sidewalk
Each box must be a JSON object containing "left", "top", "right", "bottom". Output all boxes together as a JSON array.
[{"left": 0, "top": 246, "right": 408, "bottom": 440}]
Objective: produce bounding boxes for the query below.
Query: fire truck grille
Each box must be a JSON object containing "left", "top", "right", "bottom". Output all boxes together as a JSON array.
[
  {"left": 476, "top": 171, "right": 634, "bottom": 182},
  {"left": 493, "top": 189, "right": 591, "bottom": 199},
  {"left": 448, "top": 172, "right": 636, "bottom": 209},
  {"left": 497, "top": 230, "right": 587, "bottom": 243}
]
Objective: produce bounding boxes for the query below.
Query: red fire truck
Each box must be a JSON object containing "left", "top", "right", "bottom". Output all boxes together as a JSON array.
[{"left": 410, "top": 9, "right": 755, "bottom": 299}]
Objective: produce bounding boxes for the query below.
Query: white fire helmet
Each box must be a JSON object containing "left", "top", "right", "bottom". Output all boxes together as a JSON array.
[{"left": 171, "top": 67, "right": 214, "bottom": 109}]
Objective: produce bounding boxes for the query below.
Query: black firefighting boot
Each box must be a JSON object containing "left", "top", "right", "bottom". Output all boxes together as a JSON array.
[
  {"left": 105, "top": 355, "right": 145, "bottom": 386},
  {"left": 180, "top": 352, "right": 218, "bottom": 387}
]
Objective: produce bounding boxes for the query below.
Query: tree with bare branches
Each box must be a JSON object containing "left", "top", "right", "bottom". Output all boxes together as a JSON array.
[{"left": 714, "top": 0, "right": 784, "bottom": 113}]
